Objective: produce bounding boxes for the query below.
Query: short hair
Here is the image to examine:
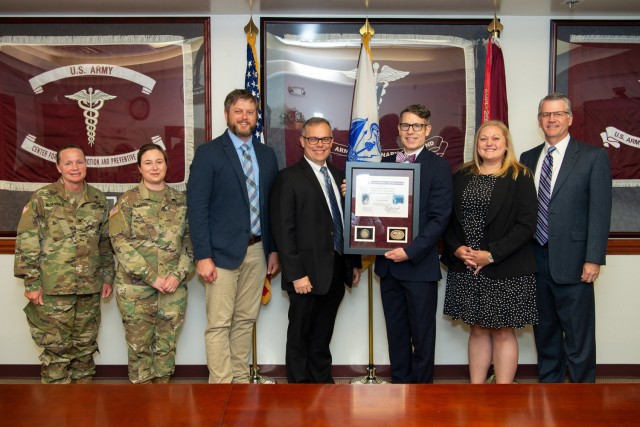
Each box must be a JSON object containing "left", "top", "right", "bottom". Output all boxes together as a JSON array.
[
  {"left": 137, "top": 143, "right": 168, "bottom": 166},
  {"left": 56, "top": 144, "right": 84, "bottom": 164},
  {"left": 301, "top": 117, "right": 332, "bottom": 136},
  {"left": 460, "top": 120, "right": 531, "bottom": 180},
  {"left": 224, "top": 89, "right": 258, "bottom": 113},
  {"left": 538, "top": 92, "right": 573, "bottom": 116},
  {"left": 399, "top": 104, "right": 431, "bottom": 125}
]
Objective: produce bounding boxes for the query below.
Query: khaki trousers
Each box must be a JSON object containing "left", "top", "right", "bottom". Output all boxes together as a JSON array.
[{"left": 204, "top": 242, "right": 266, "bottom": 383}]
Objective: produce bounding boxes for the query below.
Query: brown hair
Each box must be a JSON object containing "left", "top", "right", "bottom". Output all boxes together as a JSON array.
[{"left": 137, "top": 144, "right": 168, "bottom": 166}]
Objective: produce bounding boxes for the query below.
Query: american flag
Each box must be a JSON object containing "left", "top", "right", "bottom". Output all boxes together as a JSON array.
[{"left": 245, "top": 36, "right": 262, "bottom": 139}]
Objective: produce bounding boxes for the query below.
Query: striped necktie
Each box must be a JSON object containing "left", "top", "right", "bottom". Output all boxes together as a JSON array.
[
  {"left": 320, "top": 166, "right": 344, "bottom": 255},
  {"left": 535, "top": 146, "right": 556, "bottom": 246},
  {"left": 240, "top": 144, "right": 261, "bottom": 236}
]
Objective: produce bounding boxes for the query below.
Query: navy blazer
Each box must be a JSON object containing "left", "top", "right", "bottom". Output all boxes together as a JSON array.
[
  {"left": 520, "top": 138, "right": 612, "bottom": 284},
  {"left": 374, "top": 149, "right": 453, "bottom": 282},
  {"left": 187, "top": 131, "right": 280, "bottom": 269},
  {"left": 441, "top": 167, "right": 538, "bottom": 279},
  {"left": 270, "top": 158, "right": 361, "bottom": 295}
]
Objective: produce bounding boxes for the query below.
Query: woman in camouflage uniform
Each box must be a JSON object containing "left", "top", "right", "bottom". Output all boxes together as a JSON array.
[
  {"left": 109, "top": 144, "right": 193, "bottom": 384},
  {"left": 14, "top": 145, "right": 115, "bottom": 384}
]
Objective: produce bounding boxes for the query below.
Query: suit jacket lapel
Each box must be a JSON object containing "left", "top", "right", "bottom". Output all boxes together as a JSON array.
[
  {"left": 486, "top": 174, "right": 508, "bottom": 224},
  {"left": 299, "top": 159, "right": 331, "bottom": 214},
  {"left": 222, "top": 132, "right": 250, "bottom": 206},
  {"left": 552, "top": 138, "right": 579, "bottom": 199}
]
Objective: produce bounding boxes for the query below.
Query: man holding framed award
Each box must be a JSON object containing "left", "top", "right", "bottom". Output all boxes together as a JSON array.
[{"left": 374, "top": 104, "right": 453, "bottom": 384}]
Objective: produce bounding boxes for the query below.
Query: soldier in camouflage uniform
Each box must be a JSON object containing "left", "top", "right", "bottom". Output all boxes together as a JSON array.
[
  {"left": 109, "top": 144, "right": 193, "bottom": 384},
  {"left": 14, "top": 144, "right": 115, "bottom": 384}
]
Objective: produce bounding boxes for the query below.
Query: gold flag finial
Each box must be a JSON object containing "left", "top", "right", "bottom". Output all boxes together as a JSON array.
[
  {"left": 244, "top": 17, "right": 259, "bottom": 36},
  {"left": 360, "top": 18, "right": 375, "bottom": 37},
  {"left": 488, "top": 14, "right": 503, "bottom": 38}
]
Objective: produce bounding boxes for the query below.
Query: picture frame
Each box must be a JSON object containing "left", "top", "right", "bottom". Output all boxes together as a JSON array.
[
  {"left": 344, "top": 162, "right": 420, "bottom": 255},
  {"left": 0, "top": 17, "right": 211, "bottom": 246},
  {"left": 260, "top": 18, "right": 491, "bottom": 174},
  {"left": 550, "top": 19, "right": 640, "bottom": 241}
]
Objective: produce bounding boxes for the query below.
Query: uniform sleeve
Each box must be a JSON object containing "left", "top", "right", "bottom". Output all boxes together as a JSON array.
[
  {"left": 109, "top": 196, "right": 158, "bottom": 286},
  {"left": 172, "top": 219, "right": 194, "bottom": 284},
  {"left": 98, "top": 204, "right": 116, "bottom": 284},
  {"left": 14, "top": 196, "right": 44, "bottom": 292}
]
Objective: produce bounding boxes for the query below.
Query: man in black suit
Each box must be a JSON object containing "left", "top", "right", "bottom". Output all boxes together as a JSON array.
[
  {"left": 520, "top": 92, "right": 612, "bottom": 383},
  {"left": 270, "top": 117, "right": 361, "bottom": 383},
  {"left": 187, "top": 89, "right": 280, "bottom": 383},
  {"left": 375, "top": 104, "right": 453, "bottom": 384}
]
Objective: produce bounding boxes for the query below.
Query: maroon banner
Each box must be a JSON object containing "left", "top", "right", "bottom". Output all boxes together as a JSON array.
[
  {"left": 568, "top": 40, "right": 640, "bottom": 181},
  {"left": 0, "top": 38, "right": 190, "bottom": 191}
]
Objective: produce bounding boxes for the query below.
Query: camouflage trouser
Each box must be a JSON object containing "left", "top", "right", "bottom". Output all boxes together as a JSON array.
[
  {"left": 116, "top": 282, "right": 187, "bottom": 384},
  {"left": 24, "top": 293, "right": 101, "bottom": 384}
]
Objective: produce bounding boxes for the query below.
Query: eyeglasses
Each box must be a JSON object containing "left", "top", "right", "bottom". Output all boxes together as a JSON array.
[
  {"left": 538, "top": 111, "right": 570, "bottom": 119},
  {"left": 399, "top": 123, "right": 429, "bottom": 131},
  {"left": 302, "top": 136, "right": 333, "bottom": 145}
]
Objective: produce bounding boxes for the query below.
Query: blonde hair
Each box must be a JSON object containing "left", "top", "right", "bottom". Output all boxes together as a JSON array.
[{"left": 458, "top": 120, "right": 531, "bottom": 179}]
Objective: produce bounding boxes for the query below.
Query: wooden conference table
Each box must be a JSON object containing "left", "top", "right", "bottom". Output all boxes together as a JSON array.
[{"left": 1, "top": 383, "right": 639, "bottom": 426}]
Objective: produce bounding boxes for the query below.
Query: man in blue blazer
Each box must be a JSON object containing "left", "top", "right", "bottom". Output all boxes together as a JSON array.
[
  {"left": 374, "top": 104, "right": 453, "bottom": 383},
  {"left": 187, "top": 89, "right": 280, "bottom": 383},
  {"left": 520, "top": 92, "right": 612, "bottom": 383}
]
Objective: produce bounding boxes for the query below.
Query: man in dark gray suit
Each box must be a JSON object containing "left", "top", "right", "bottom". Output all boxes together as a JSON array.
[
  {"left": 187, "top": 89, "right": 280, "bottom": 383},
  {"left": 520, "top": 92, "right": 612, "bottom": 383}
]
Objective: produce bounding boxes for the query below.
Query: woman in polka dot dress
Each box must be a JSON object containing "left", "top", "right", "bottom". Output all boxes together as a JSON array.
[{"left": 441, "top": 120, "right": 538, "bottom": 384}]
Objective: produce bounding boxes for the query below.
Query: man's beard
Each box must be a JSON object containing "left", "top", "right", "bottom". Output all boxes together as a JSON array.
[{"left": 228, "top": 120, "right": 256, "bottom": 139}]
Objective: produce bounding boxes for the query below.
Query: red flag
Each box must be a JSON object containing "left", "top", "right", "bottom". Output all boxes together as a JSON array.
[{"left": 482, "top": 36, "right": 509, "bottom": 126}]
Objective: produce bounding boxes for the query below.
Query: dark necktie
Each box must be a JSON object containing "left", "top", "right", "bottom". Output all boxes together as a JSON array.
[
  {"left": 240, "top": 144, "right": 261, "bottom": 235},
  {"left": 396, "top": 152, "right": 416, "bottom": 163},
  {"left": 535, "top": 146, "right": 556, "bottom": 245},
  {"left": 320, "top": 166, "right": 344, "bottom": 255}
]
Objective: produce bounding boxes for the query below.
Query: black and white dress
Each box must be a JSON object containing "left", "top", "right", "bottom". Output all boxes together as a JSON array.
[{"left": 443, "top": 174, "right": 538, "bottom": 329}]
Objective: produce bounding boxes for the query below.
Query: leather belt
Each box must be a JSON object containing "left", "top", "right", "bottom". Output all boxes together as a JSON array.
[{"left": 248, "top": 235, "right": 262, "bottom": 246}]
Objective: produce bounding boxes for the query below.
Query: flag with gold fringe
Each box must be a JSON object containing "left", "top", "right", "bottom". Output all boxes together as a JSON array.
[
  {"left": 261, "top": 274, "right": 272, "bottom": 305},
  {"left": 481, "top": 35, "right": 508, "bottom": 126},
  {"left": 347, "top": 25, "right": 380, "bottom": 269},
  {"left": 348, "top": 30, "right": 381, "bottom": 163},
  {"left": 245, "top": 30, "right": 263, "bottom": 139}
]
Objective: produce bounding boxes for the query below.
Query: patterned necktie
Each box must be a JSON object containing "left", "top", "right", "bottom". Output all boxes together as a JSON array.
[
  {"left": 320, "top": 166, "right": 344, "bottom": 255},
  {"left": 535, "top": 146, "right": 556, "bottom": 246},
  {"left": 396, "top": 152, "right": 416, "bottom": 163},
  {"left": 240, "top": 144, "right": 261, "bottom": 236}
]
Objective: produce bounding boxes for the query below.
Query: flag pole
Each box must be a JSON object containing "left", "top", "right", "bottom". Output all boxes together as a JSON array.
[
  {"left": 350, "top": 17, "right": 387, "bottom": 385},
  {"left": 244, "top": 9, "right": 274, "bottom": 384}
]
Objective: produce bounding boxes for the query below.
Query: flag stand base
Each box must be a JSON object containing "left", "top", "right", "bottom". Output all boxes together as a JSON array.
[
  {"left": 249, "top": 365, "right": 276, "bottom": 384},
  {"left": 351, "top": 365, "right": 389, "bottom": 384},
  {"left": 249, "top": 323, "right": 276, "bottom": 384}
]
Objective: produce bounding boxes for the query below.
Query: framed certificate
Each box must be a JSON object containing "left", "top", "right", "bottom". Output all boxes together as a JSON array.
[{"left": 344, "top": 162, "right": 420, "bottom": 255}]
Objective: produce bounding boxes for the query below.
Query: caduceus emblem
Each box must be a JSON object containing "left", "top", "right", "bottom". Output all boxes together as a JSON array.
[{"left": 65, "top": 87, "right": 117, "bottom": 146}]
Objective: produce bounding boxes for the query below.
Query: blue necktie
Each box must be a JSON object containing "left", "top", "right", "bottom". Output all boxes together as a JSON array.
[
  {"left": 320, "top": 166, "right": 344, "bottom": 255},
  {"left": 240, "top": 144, "right": 261, "bottom": 236},
  {"left": 535, "top": 146, "right": 556, "bottom": 245}
]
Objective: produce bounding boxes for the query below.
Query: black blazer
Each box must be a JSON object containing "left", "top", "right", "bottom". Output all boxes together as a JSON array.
[
  {"left": 270, "top": 158, "right": 361, "bottom": 295},
  {"left": 441, "top": 167, "right": 538, "bottom": 279}
]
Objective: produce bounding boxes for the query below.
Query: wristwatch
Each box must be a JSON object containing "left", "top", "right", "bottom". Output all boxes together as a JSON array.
[{"left": 487, "top": 252, "right": 495, "bottom": 264}]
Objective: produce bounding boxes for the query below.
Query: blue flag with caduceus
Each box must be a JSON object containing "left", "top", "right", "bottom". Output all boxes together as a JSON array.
[{"left": 348, "top": 32, "right": 381, "bottom": 162}]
